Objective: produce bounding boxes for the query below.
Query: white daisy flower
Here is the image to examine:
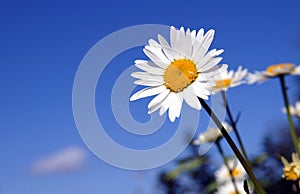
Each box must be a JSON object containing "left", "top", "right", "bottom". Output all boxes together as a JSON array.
[
  {"left": 216, "top": 181, "right": 251, "bottom": 194},
  {"left": 193, "top": 122, "right": 232, "bottom": 144},
  {"left": 247, "top": 63, "right": 300, "bottom": 84},
  {"left": 215, "top": 158, "right": 247, "bottom": 183},
  {"left": 281, "top": 152, "right": 300, "bottom": 181},
  {"left": 212, "top": 66, "right": 248, "bottom": 94},
  {"left": 282, "top": 101, "right": 300, "bottom": 119},
  {"left": 130, "top": 26, "right": 227, "bottom": 122}
]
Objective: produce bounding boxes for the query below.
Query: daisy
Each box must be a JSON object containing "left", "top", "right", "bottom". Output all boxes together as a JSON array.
[
  {"left": 193, "top": 122, "right": 232, "bottom": 144},
  {"left": 212, "top": 66, "right": 248, "bottom": 94},
  {"left": 282, "top": 101, "right": 300, "bottom": 119},
  {"left": 281, "top": 153, "right": 300, "bottom": 181},
  {"left": 247, "top": 63, "right": 300, "bottom": 84},
  {"left": 130, "top": 26, "right": 227, "bottom": 122},
  {"left": 216, "top": 181, "right": 252, "bottom": 194},
  {"left": 215, "top": 158, "right": 247, "bottom": 183}
]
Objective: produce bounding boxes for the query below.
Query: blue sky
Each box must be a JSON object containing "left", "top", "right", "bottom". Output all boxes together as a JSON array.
[{"left": 1, "top": 0, "right": 300, "bottom": 193}]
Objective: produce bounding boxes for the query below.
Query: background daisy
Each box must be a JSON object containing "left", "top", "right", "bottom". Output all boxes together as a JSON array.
[
  {"left": 212, "top": 66, "right": 248, "bottom": 94},
  {"left": 247, "top": 63, "right": 300, "bottom": 84},
  {"left": 193, "top": 122, "right": 232, "bottom": 144},
  {"left": 215, "top": 158, "right": 247, "bottom": 183},
  {"left": 282, "top": 101, "right": 300, "bottom": 119}
]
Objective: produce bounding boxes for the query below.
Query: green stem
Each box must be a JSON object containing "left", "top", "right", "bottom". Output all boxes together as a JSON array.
[
  {"left": 199, "top": 98, "right": 266, "bottom": 194},
  {"left": 221, "top": 91, "right": 251, "bottom": 164},
  {"left": 295, "top": 180, "right": 300, "bottom": 194},
  {"left": 216, "top": 140, "right": 239, "bottom": 194},
  {"left": 279, "top": 75, "right": 300, "bottom": 157}
]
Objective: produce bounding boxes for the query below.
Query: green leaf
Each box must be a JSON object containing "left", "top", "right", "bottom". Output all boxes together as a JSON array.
[
  {"left": 252, "top": 153, "right": 268, "bottom": 166},
  {"left": 205, "top": 181, "right": 219, "bottom": 194},
  {"left": 165, "top": 156, "right": 206, "bottom": 180}
]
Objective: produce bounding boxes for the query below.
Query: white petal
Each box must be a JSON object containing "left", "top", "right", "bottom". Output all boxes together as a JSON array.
[
  {"left": 183, "top": 87, "right": 201, "bottom": 110},
  {"left": 177, "top": 27, "right": 186, "bottom": 57},
  {"left": 169, "top": 92, "right": 183, "bottom": 119},
  {"left": 176, "top": 92, "right": 183, "bottom": 117},
  {"left": 170, "top": 26, "right": 180, "bottom": 59},
  {"left": 148, "top": 39, "right": 160, "bottom": 46},
  {"left": 144, "top": 46, "right": 171, "bottom": 67},
  {"left": 143, "top": 48, "right": 168, "bottom": 69},
  {"left": 192, "top": 29, "right": 215, "bottom": 62},
  {"left": 198, "top": 57, "right": 223, "bottom": 71},
  {"left": 191, "top": 29, "right": 204, "bottom": 59},
  {"left": 293, "top": 65, "right": 300, "bottom": 75},
  {"left": 190, "top": 83, "right": 209, "bottom": 100},
  {"left": 130, "top": 85, "right": 166, "bottom": 101},
  {"left": 197, "top": 49, "right": 224, "bottom": 69},
  {"left": 134, "top": 79, "right": 163, "bottom": 87},
  {"left": 190, "top": 30, "right": 196, "bottom": 46},
  {"left": 148, "top": 102, "right": 162, "bottom": 114},
  {"left": 184, "top": 28, "right": 192, "bottom": 58},
  {"left": 131, "top": 72, "right": 163, "bottom": 81},
  {"left": 157, "top": 34, "right": 175, "bottom": 61},
  {"left": 148, "top": 89, "right": 170, "bottom": 108},
  {"left": 201, "top": 64, "right": 228, "bottom": 79},
  {"left": 202, "top": 29, "right": 215, "bottom": 51},
  {"left": 159, "top": 92, "right": 175, "bottom": 116},
  {"left": 168, "top": 93, "right": 183, "bottom": 122},
  {"left": 135, "top": 60, "right": 165, "bottom": 75},
  {"left": 148, "top": 89, "right": 170, "bottom": 114},
  {"left": 247, "top": 71, "right": 269, "bottom": 84}
]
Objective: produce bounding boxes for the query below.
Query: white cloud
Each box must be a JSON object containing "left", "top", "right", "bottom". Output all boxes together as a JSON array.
[{"left": 30, "top": 146, "right": 87, "bottom": 175}]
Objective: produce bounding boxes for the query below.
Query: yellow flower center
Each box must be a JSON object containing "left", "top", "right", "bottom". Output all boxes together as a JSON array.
[
  {"left": 227, "top": 167, "right": 241, "bottom": 178},
  {"left": 164, "top": 59, "right": 198, "bottom": 92},
  {"left": 266, "top": 63, "right": 295, "bottom": 75},
  {"left": 214, "top": 79, "right": 232, "bottom": 88},
  {"left": 231, "top": 168, "right": 241, "bottom": 177},
  {"left": 230, "top": 192, "right": 238, "bottom": 194},
  {"left": 283, "top": 164, "right": 300, "bottom": 181}
]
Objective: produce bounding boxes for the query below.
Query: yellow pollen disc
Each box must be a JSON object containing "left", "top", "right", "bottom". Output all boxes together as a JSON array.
[
  {"left": 231, "top": 168, "right": 241, "bottom": 177},
  {"left": 214, "top": 79, "right": 232, "bottom": 88},
  {"left": 230, "top": 192, "right": 238, "bottom": 194},
  {"left": 284, "top": 165, "right": 300, "bottom": 181},
  {"left": 266, "top": 63, "right": 295, "bottom": 75},
  {"left": 164, "top": 59, "right": 198, "bottom": 92}
]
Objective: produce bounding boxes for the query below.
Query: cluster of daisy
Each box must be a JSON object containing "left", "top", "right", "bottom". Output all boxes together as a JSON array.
[
  {"left": 193, "top": 124, "right": 251, "bottom": 193},
  {"left": 129, "top": 25, "right": 300, "bottom": 193},
  {"left": 130, "top": 26, "right": 250, "bottom": 121},
  {"left": 130, "top": 26, "right": 300, "bottom": 122}
]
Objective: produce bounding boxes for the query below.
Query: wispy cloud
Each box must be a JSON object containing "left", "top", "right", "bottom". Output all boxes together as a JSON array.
[{"left": 30, "top": 146, "right": 87, "bottom": 175}]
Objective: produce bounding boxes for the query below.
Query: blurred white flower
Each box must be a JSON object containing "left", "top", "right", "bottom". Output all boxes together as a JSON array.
[
  {"left": 281, "top": 153, "right": 300, "bottom": 181},
  {"left": 282, "top": 101, "right": 300, "bottom": 119},
  {"left": 247, "top": 63, "right": 300, "bottom": 84},
  {"left": 215, "top": 158, "right": 247, "bottom": 183},
  {"left": 193, "top": 122, "right": 232, "bottom": 144},
  {"left": 212, "top": 66, "right": 248, "bottom": 94},
  {"left": 216, "top": 181, "right": 251, "bottom": 194},
  {"left": 130, "top": 26, "right": 227, "bottom": 122}
]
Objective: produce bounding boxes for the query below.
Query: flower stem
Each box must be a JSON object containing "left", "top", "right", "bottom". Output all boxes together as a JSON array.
[
  {"left": 198, "top": 98, "right": 266, "bottom": 194},
  {"left": 279, "top": 75, "right": 300, "bottom": 157},
  {"left": 221, "top": 91, "right": 251, "bottom": 164},
  {"left": 216, "top": 140, "right": 239, "bottom": 194}
]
